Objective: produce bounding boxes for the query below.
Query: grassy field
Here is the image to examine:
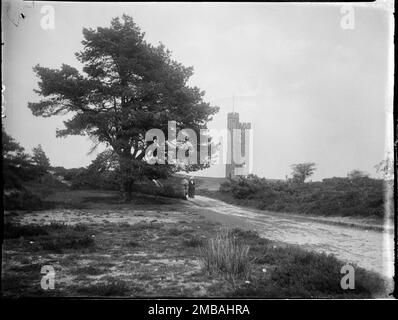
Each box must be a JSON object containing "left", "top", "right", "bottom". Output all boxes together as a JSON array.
[{"left": 2, "top": 190, "right": 388, "bottom": 298}]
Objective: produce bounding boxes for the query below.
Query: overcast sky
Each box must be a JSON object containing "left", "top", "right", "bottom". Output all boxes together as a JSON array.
[{"left": 2, "top": 1, "right": 394, "bottom": 180}]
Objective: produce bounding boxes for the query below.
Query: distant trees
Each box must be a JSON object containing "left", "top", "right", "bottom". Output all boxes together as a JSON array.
[
  {"left": 290, "top": 162, "right": 316, "bottom": 183},
  {"left": 3, "top": 128, "right": 28, "bottom": 189},
  {"left": 2, "top": 127, "right": 52, "bottom": 210},
  {"left": 32, "top": 144, "right": 51, "bottom": 170},
  {"left": 2, "top": 127, "right": 46, "bottom": 189},
  {"left": 3, "top": 127, "right": 26, "bottom": 160},
  {"left": 219, "top": 173, "right": 385, "bottom": 218},
  {"left": 347, "top": 169, "right": 369, "bottom": 180}
]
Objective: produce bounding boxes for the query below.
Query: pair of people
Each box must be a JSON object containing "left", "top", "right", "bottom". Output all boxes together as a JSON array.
[{"left": 183, "top": 177, "right": 195, "bottom": 199}]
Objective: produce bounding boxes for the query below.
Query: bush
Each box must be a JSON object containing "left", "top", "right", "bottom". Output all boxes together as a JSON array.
[
  {"left": 199, "top": 229, "right": 252, "bottom": 281},
  {"left": 218, "top": 175, "right": 386, "bottom": 218},
  {"left": 234, "top": 249, "right": 386, "bottom": 298},
  {"left": 131, "top": 181, "right": 186, "bottom": 200},
  {"left": 228, "top": 229, "right": 387, "bottom": 298}
]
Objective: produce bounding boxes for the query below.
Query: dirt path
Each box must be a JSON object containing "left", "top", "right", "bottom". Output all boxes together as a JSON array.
[{"left": 189, "top": 195, "right": 394, "bottom": 281}]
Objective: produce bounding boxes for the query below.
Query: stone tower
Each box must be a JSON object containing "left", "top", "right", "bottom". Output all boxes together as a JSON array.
[{"left": 225, "top": 112, "right": 251, "bottom": 178}]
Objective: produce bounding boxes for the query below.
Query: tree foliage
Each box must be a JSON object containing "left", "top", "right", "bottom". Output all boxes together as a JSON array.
[
  {"left": 2, "top": 127, "right": 45, "bottom": 189},
  {"left": 29, "top": 15, "right": 219, "bottom": 200},
  {"left": 32, "top": 144, "right": 51, "bottom": 169},
  {"left": 347, "top": 169, "right": 369, "bottom": 180},
  {"left": 290, "top": 162, "right": 316, "bottom": 183}
]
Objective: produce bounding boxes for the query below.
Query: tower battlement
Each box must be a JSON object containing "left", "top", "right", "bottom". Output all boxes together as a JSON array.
[{"left": 238, "top": 122, "right": 251, "bottom": 130}]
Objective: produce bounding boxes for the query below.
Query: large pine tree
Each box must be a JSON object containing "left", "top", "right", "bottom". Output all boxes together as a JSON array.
[{"left": 29, "top": 15, "right": 219, "bottom": 200}]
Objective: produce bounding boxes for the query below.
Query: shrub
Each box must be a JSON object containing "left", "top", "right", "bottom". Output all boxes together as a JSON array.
[
  {"left": 203, "top": 229, "right": 388, "bottom": 298},
  {"left": 234, "top": 248, "right": 386, "bottom": 298},
  {"left": 130, "top": 180, "right": 186, "bottom": 200},
  {"left": 217, "top": 175, "right": 386, "bottom": 218},
  {"left": 227, "top": 231, "right": 387, "bottom": 298},
  {"left": 199, "top": 229, "right": 252, "bottom": 281}
]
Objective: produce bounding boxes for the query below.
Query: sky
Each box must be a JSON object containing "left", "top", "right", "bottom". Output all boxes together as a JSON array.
[{"left": 2, "top": 1, "right": 394, "bottom": 180}]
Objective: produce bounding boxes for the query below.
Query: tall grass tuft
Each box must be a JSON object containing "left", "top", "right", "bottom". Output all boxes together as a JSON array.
[{"left": 199, "top": 228, "right": 251, "bottom": 281}]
